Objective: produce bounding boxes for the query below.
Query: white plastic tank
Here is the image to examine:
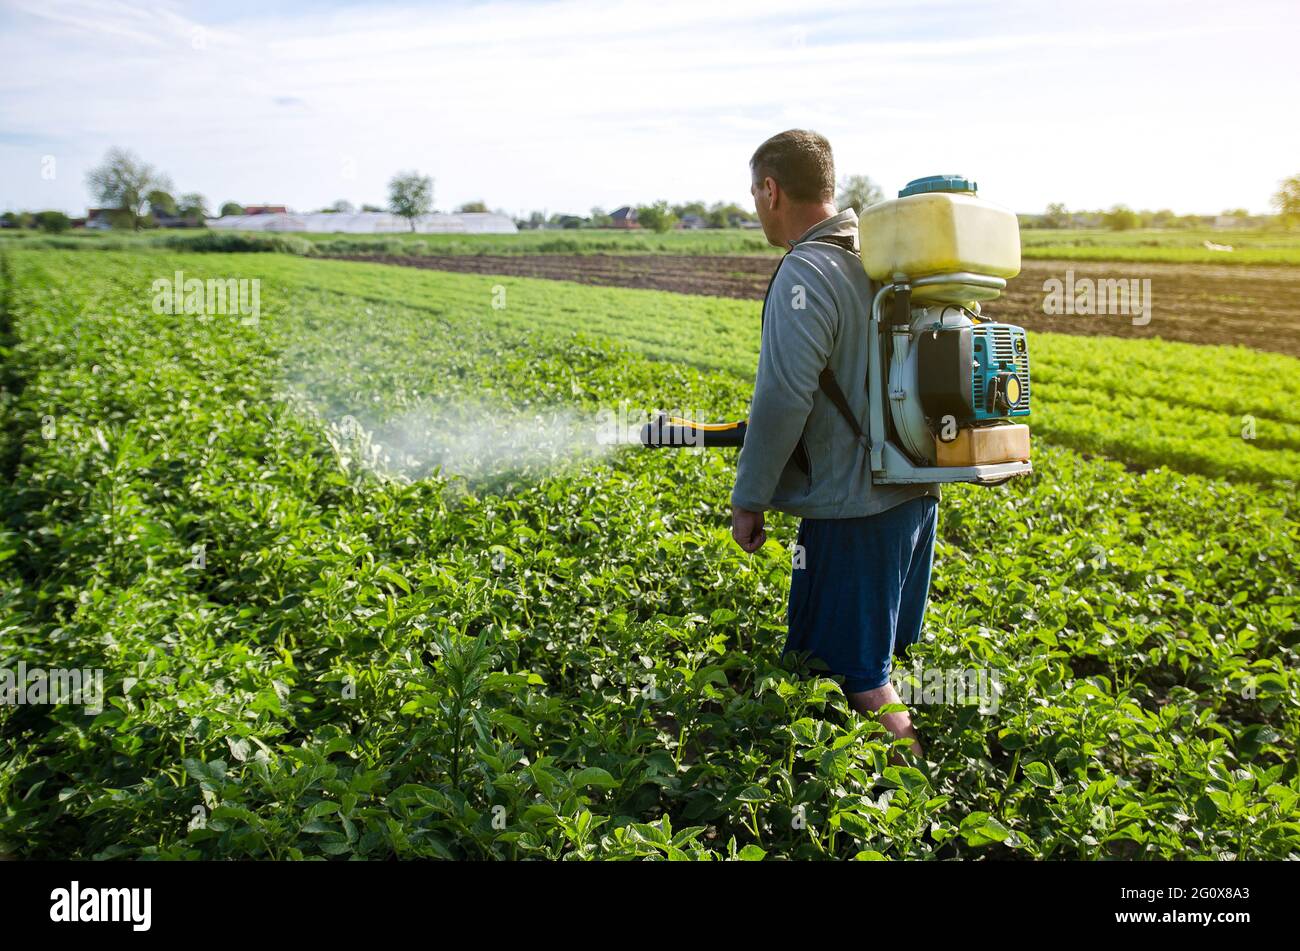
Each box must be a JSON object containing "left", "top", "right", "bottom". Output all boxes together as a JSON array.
[{"left": 859, "top": 175, "right": 1021, "bottom": 303}]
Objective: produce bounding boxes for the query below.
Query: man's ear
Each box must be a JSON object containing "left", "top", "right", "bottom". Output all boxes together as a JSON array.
[{"left": 763, "top": 176, "right": 780, "bottom": 212}]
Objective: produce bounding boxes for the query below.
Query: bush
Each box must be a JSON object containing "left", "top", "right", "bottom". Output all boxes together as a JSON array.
[
  {"left": 157, "top": 231, "right": 313, "bottom": 255},
  {"left": 635, "top": 201, "right": 677, "bottom": 233},
  {"left": 1102, "top": 205, "right": 1141, "bottom": 231},
  {"left": 534, "top": 237, "right": 583, "bottom": 253},
  {"left": 312, "top": 238, "right": 409, "bottom": 256},
  {"left": 33, "top": 211, "right": 72, "bottom": 234},
  {"left": 0, "top": 236, "right": 107, "bottom": 250}
]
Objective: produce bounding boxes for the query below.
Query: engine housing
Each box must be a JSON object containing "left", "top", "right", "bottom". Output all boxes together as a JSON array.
[{"left": 890, "top": 308, "right": 1032, "bottom": 465}]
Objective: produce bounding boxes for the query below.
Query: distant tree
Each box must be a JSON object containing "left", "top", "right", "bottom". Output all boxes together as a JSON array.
[
  {"left": 1220, "top": 208, "right": 1249, "bottom": 219},
  {"left": 1042, "top": 202, "right": 1070, "bottom": 229},
  {"left": 219, "top": 201, "right": 245, "bottom": 217},
  {"left": 178, "top": 193, "right": 208, "bottom": 224},
  {"left": 361, "top": 203, "right": 384, "bottom": 212},
  {"left": 636, "top": 201, "right": 676, "bottom": 233},
  {"left": 1102, "top": 204, "right": 1141, "bottom": 231},
  {"left": 33, "top": 210, "right": 71, "bottom": 233},
  {"left": 525, "top": 211, "right": 547, "bottom": 229},
  {"left": 388, "top": 171, "right": 434, "bottom": 231},
  {"left": 1271, "top": 175, "right": 1300, "bottom": 228},
  {"left": 1149, "top": 208, "right": 1176, "bottom": 228},
  {"left": 325, "top": 199, "right": 355, "bottom": 214},
  {"left": 707, "top": 201, "right": 752, "bottom": 228},
  {"left": 86, "top": 148, "right": 171, "bottom": 230},
  {"left": 0, "top": 211, "right": 17, "bottom": 229},
  {"left": 456, "top": 200, "right": 489, "bottom": 213},
  {"left": 589, "top": 206, "right": 612, "bottom": 228},
  {"left": 671, "top": 200, "right": 708, "bottom": 219},
  {"left": 147, "top": 189, "right": 178, "bottom": 217},
  {"left": 836, "top": 174, "right": 883, "bottom": 212}
]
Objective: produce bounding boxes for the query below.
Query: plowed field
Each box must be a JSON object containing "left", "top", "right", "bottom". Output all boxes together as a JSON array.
[{"left": 331, "top": 253, "right": 1300, "bottom": 357}]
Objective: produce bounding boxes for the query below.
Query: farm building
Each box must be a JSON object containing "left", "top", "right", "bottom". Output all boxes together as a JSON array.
[
  {"left": 207, "top": 211, "right": 518, "bottom": 234},
  {"left": 609, "top": 206, "right": 639, "bottom": 229},
  {"left": 85, "top": 208, "right": 118, "bottom": 230}
]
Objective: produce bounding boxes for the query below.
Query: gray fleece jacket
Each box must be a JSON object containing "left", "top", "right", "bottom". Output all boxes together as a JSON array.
[{"left": 730, "top": 208, "right": 940, "bottom": 518}]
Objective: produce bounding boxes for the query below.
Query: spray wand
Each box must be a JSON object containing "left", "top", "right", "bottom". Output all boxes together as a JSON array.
[{"left": 639, "top": 413, "right": 747, "bottom": 449}]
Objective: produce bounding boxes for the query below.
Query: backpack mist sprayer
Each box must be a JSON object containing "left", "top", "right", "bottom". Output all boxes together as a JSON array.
[{"left": 641, "top": 174, "right": 1032, "bottom": 486}]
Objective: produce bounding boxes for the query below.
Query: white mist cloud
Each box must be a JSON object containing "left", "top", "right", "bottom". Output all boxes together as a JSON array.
[{"left": 320, "top": 399, "right": 623, "bottom": 484}]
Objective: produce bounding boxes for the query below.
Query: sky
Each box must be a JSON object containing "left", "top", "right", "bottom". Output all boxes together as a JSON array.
[{"left": 1, "top": 0, "right": 1298, "bottom": 218}]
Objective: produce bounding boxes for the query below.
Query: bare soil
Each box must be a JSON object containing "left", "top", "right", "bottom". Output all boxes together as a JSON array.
[{"left": 327, "top": 253, "right": 1300, "bottom": 357}]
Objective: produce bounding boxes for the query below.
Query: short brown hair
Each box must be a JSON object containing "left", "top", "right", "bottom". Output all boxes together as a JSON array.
[{"left": 750, "top": 129, "right": 835, "bottom": 203}]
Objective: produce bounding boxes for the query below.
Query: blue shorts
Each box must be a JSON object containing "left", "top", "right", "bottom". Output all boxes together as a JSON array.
[{"left": 784, "top": 495, "right": 938, "bottom": 694}]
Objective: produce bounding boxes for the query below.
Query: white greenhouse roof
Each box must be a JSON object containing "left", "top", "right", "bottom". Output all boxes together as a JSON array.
[{"left": 207, "top": 211, "right": 518, "bottom": 234}]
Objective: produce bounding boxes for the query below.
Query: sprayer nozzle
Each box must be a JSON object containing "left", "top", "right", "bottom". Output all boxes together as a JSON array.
[{"left": 639, "top": 413, "right": 747, "bottom": 449}]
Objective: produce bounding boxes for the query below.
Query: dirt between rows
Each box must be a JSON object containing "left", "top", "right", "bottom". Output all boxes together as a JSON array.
[{"left": 327, "top": 253, "right": 1300, "bottom": 358}]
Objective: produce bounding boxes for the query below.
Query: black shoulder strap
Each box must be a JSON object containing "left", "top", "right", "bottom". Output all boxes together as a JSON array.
[
  {"left": 759, "top": 254, "right": 786, "bottom": 331},
  {"left": 817, "top": 366, "right": 869, "bottom": 447},
  {"left": 801, "top": 233, "right": 859, "bottom": 255}
]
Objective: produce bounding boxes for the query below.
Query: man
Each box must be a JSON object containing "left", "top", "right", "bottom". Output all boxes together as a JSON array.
[{"left": 730, "top": 129, "right": 940, "bottom": 757}]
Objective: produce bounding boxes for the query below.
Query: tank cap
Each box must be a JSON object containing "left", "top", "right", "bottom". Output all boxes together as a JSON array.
[{"left": 899, "top": 174, "right": 978, "bottom": 198}]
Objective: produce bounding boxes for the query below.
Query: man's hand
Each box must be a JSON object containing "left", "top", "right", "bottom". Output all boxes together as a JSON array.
[{"left": 731, "top": 504, "right": 766, "bottom": 553}]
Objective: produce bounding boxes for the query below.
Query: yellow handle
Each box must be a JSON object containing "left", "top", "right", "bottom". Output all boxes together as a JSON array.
[{"left": 666, "top": 417, "right": 743, "bottom": 432}]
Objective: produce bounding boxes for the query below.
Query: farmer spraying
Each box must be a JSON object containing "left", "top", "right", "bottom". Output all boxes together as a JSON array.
[
  {"left": 730, "top": 130, "right": 939, "bottom": 756},
  {"left": 641, "top": 130, "right": 1031, "bottom": 754}
]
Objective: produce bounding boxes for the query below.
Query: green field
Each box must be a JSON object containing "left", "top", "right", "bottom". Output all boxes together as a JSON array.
[
  {"left": 1019, "top": 228, "right": 1300, "bottom": 266},
  {"left": 140, "top": 252, "right": 1300, "bottom": 483},
  {"left": 6, "top": 224, "right": 1300, "bottom": 265},
  {"left": 1, "top": 249, "right": 1297, "bottom": 860},
  {"left": 0, "top": 227, "right": 778, "bottom": 258}
]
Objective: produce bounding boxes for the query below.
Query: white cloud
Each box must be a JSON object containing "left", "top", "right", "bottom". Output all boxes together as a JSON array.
[{"left": 1, "top": 0, "right": 1297, "bottom": 216}]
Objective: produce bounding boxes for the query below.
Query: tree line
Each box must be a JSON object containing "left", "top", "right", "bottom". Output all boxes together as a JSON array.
[{"left": 6, "top": 150, "right": 1298, "bottom": 234}]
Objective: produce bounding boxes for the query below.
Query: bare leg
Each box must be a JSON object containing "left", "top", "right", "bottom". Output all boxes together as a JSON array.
[{"left": 846, "top": 681, "right": 922, "bottom": 764}]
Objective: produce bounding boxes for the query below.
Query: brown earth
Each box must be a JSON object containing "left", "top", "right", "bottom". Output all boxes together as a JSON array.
[{"left": 327, "top": 253, "right": 1300, "bottom": 358}]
